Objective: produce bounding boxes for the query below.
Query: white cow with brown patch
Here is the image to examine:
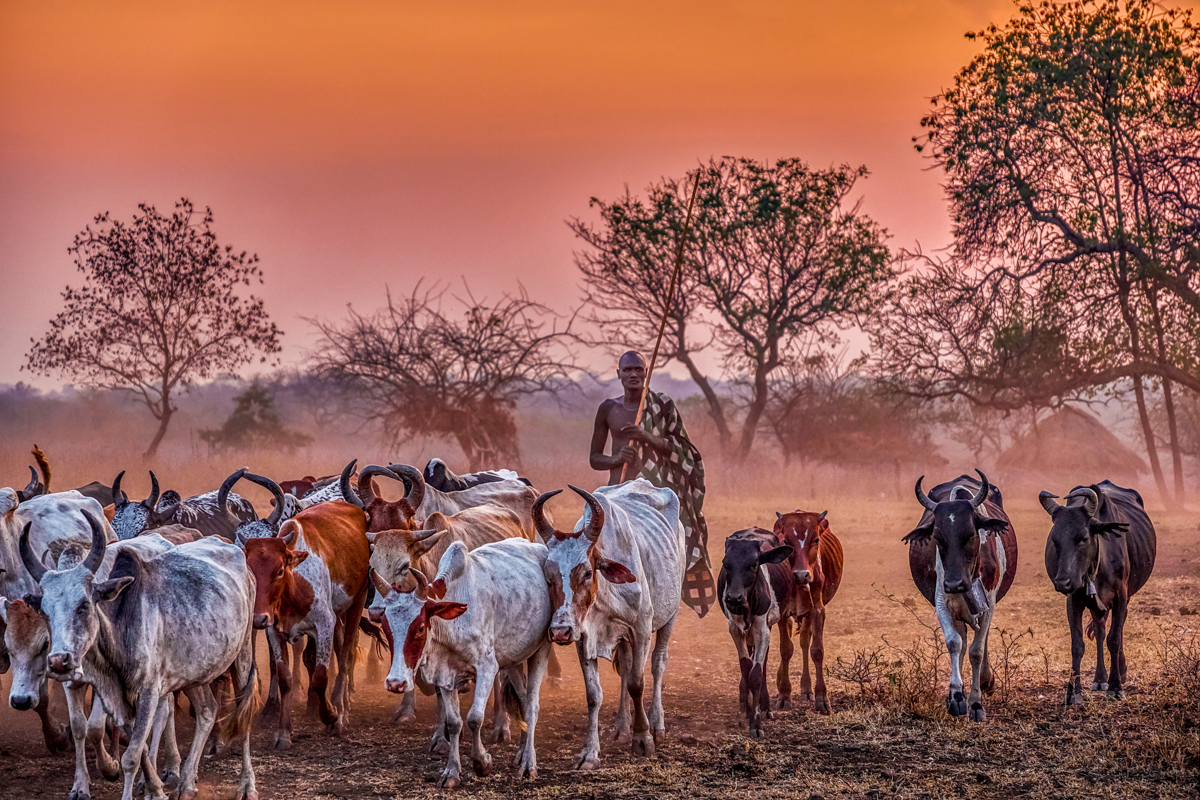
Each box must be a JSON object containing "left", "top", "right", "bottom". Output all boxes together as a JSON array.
[{"left": 532, "top": 478, "right": 685, "bottom": 769}]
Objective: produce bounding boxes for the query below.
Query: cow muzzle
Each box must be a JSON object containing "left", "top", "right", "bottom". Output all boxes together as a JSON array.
[
  {"left": 548, "top": 626, "right": 575, "bottom": 645},
  {"left": 385, "top": 677, "right": 410, "bottom": 694},
  {"left": 9, "top": 693, "right": 35, "bottom": 711},
  {"left": 942, "top": 579, "right": 968, "bottom": 594},
  {"left": 1053, "top": 578, "right": 1079, "bottom": 595},
  {"left": 47, "top": 652, "right": 74, "bottom": 675},
  {"left": 794, "top": 570, "right": 812, "bottom": 585},
  {"left": 253, "top": 613, "right": 272, "bottom": 630},
  {"left": 367, "top": 608, "right": 384, "bottom": 625}
]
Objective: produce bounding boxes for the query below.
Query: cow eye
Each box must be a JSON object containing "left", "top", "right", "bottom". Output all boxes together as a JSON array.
[
  {"left": 38, "top": 640, "right": 48, "bottom": 656},
  {"left": 274, "top": 569, "right": 284, "bottom": 579}
]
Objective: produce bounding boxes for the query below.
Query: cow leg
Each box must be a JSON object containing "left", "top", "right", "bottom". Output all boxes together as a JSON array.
[
  {"left": 64, "top": 682, "right": 92, "bottom": 800},
  {"left": 266, "top": 628, "right": 294, "bottom": 751},
  {"left": 490, "top": 674, "right": 514, "bottom": 744},
  {"left": 811, "top": 605, "right": 830, "bottom": 714},
  {"left": 1065, "top": 593, "right": 1086, "bottom": 705},
  {"left": 627, "top": 629, "right": 655, "bottom": 757},
  {"left": 119, "top": 687, "right": 165, "bottom": 800},
  {"left": 148, "top": 695, "right": 182, "bottom": 789},
  {"left": 1089, "top": 608, "right": 1109, "bottom": 691},
  {"left": 303, "top": 635, "right": 320, "bottom": 715},
  {"left": 728, "top": 617, "right": 753, "bottom": 719},
  {"left": 35, "top": 677, "right": 71, "bottom": 752},
  {"left": 1105, "top": 594, "right": 1128, "bottom": 700},
  {"left": 574, "top": 642, "right": 603, "bottom": 770},
  {"left": 429, "top": 682, "right": 450, "bottom": 755},
  {"left": 178, "top": 684, "right": 219, "bottom": 800},
  {"left": 935, "top": 580, "right": 967, "bottom": 717},
  {"left": 516, "top": 643, "right": 551, "bottom": 780},
  {"left": 330, "top": 615, "right": 361, "bottom": 735},
  {"left": 775, "top": 615, "right": 794, "bottom": 710},
  {"left": 797, "top": 616, "right": 814, "bottom": 704},
  {"left": 393, "top": 690, "right": 417, "bottom": 724},
  {"left": 257, "top": 627, "right": 280, "bottom": 722},
  {"left": 747, "top": 613, "right": 771, "bottom": 738},
  {"left": 967, "top": 606, "right": 993, "bottom": 723},
  {"left": 979, "top": 636, "right": 996, "bottom": 695},
  {"left": 612, "top": 639, "right": 633, "bottom": 743},
  {"left": 467, "top": 658, "right": 499, "bottom": 778},
  {"left": 85, "top": 689, "right": 121, "bottom": 782},
  {"left": 308, "top": 609, "right": 340, "bottom": 731},
  {"left": 648, "top": 612, "right": 676, "bottom": 743},
  {"left": 436, "top": 686, "right": 465, "bottom": 789}
]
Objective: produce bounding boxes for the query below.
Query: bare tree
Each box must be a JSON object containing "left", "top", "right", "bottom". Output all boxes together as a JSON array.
[
  {"left": 308, "top": 282, "right": 575, "bottom": 469},
  {"left": 25, "top": 199, "right": 282, "bottom": 456},
  {"left": 575, "top": 156, "right": 894, "bottom": 463}
]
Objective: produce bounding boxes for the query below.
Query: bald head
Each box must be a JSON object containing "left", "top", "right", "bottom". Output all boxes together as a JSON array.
[
  {"left": 619, "top": 351, "right": 645, "bottom": 369},
  {"left": 617, "top": 351, "right": 646, "bottom": 392}
]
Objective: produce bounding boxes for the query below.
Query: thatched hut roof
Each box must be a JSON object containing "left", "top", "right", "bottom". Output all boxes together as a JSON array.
[{"left": 997, "top": 407, "right": 1147, "bottom": 482}]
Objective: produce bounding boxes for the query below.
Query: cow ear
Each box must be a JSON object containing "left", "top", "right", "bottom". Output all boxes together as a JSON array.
[
  {"left": 775, "top": 512, "right": 782, "bottom": 521},
  {"left": 287, "top": 551, "right": 310, "bottom": 568},
  {"left": 0, "top": 598, "right": 9, "bottom": 624},
  {"left": 902, "top": 524, "right": 934, "bottom": 544},
  {"left": 411, "top": 530, "right": 446, "bottom": 559},
  {"left": 94, "top": 576, "right": 135, "bottom": 602},
  {"left": 365, "top": 532, "right": 377, "bottom": 545},
  {"left": 595, "top": 556, "right": 637, "bottom": 584},
  {"left": 427, "top": 601, "right": 468, "bottom": 620},
  {"left": 1091, "top": 520, "right": 1128, "bottom": 538},
  {"left": 758, "top": 545, "right": 793, "bottom": 565},
  {"left": 975, "top": 516, "right": 1009, "bottom": 532}
]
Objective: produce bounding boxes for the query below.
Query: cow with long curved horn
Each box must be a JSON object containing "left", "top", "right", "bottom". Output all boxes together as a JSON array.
[
  {"left": 108, "top": 470, "right": 166, "bottom": 540},
  {"left": 902, "top": 470, "right": 1017, "bottom": 723}
]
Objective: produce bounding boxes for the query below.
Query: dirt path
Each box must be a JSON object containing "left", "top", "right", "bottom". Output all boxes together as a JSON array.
[{"left": 2, "top": 497, "right": 1197, "bottom": 798}]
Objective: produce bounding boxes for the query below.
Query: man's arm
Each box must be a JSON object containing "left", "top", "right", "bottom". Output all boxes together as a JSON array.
[
  {"left": 618, "top": 423, "right": 669, "bottom": 456},
  {"left": 590, "top": 401, "right": 633, "bottom": 472}
]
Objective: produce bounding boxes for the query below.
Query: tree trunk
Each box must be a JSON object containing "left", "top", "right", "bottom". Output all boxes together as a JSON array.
[
  {"left": 1131, "top": 375, "right": 1170, "bottom": 505},
  {"left": 1148, "top": 289, "right": 1186, "bottom": 504},
  {"left": 735, "top": 360, "right": 773, "bottom": 464},
  {"left": 145, "top": 407, "right": 173, "bottom": 458},
  {"left": 675, "top": 348, "right": 732, "bottom": 454}
]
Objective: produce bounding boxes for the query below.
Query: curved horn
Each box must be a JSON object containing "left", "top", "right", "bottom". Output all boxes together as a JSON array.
[
  {"left": 279, "top": 522, "right": 297, "bottom": 546},
  {"left": 22, "top": 466, "right": 40, "bottom": 497},
  {"left": 217, "top": 468, "right": 246, "bottom": 518},
  {"left": 410, "top": 528, "right": 440, "bottom": 543},
  {"left": 970, "top": 469, "right": 990, "bottom": 509},
  {"left": 337, "top": 459, "right": 363, "bottom": 509},
  {"left": 1066, "top": 487, "right": 1100, "bottom": 519},
  {"left": 369, "top": 568, "right": 391, "bottom": 597},
  {"left": 388, "top": 464, "right": 425, "bottom": 511},
  {"left": 1039, "top": 491, "right": 1063, "bottom": 516},
  {"left": 81, "top": 511, "right": 107, "bottom": 574},
  {"left": 531, "top": 489, "right": 562, "bottom": 540},
  {"left": 243, "top": 472, "right": 286, "bottom": 529},
  {"left": 112, "top": 470, "right": 128, "bottom": 508},
  {"left": 359, "top": 465, "right": 405, "bottom": 508},
  {"left": 914, "top": 476, "right": 937, "bottom": 511},
  {"left": 569, "top": 484, "right": 604, "bottom": 543},
  {"left": 145, "top": 470, "right": 160, "bottom": 510},
  {"left": 18, "top": 522, "right": 46, "bottom": 582},
  {"left": 410, "top": 568, "right": 430, "bottom": 599}
]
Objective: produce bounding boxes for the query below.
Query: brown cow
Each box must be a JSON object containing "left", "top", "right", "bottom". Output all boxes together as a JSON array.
[
  {"left": 243, "top": 499, "right": 371, "bottom": 748},
  {"left": 773, "top": 509, "right": 843, "bottom": 714}
]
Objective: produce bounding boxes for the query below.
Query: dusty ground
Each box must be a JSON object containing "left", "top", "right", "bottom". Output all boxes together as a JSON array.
[{"left": 2, "top": 480, "right": 1198, "bottom": 799}]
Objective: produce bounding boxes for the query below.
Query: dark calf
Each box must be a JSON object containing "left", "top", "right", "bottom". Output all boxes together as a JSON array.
[{"left": 717, "top": 528, "right": 792, "bottom": 737}]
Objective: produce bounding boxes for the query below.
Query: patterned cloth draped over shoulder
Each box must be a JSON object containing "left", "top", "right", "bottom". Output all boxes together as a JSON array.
[{"left": 638, "top": 390, "right": 716, "bottom": 618}]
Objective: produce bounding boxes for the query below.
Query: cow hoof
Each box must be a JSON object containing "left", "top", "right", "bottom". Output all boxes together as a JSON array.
[
  {"left": 436, "top": 770, "right": 461, "bottom": 789},
  {"left": 774, "top": 695, "right": 792, "bottom": 711},
  {"left": 236, "top": 791, "right": 259, "bottom": 800},
  {"left": 814, "top": 697, "right": 831, "bottom": 715},
  {"left": 1091, "top": 681, "right": 1108, "bottom": 692},
  {"left": 270, "top": 732, "right": 292, "bottom": 751},
  {"left": 391, "top": 707, "right": 416, "bottom": 724},
  {"left": 947, "top": 692, "right": 967, "bottom": 717},
  {"left": 491, "top": 725, "right": 512, "bottom": 744},
  {"left": 1066, "top": 691, "right": 1084, "bottom": 706},
  {"left": 632, "top": 732, "right": 655, "bottom": 758},
  {"left": 68, "top": 789, "right": 90, "bottom": 800},
  {"left": 969, "top": 703, "right": 986, "bottom": 723},
  {"left": 653, "top": 727, "right": 665, "bottom": 744},
  {"left": 160, "top": 769, "right": 181, "bottom": 789},
  {"left": 429, "top": 735, "right": 451, "bottom": 756},
  {"left": 749, "top": 726, "right": 764, "bottom": 739},
  {"left": 574, "top": 752, "right": 601, "bottom": 771},
  {"left": 47, "top": 727, "right": 72, "bottom": 753},
  {"left": 800, "top": 690, "right": 814, "bottom": 702},
  {"left": 1106, "top": 688, "right": 1125, "bottom": 701}
]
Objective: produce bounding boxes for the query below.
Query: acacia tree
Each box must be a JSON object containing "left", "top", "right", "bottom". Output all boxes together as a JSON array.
[
  {"left": 576, "top": 156, "right": 894, "bottom": 463},
  {"left": 26, "top": 200, "right": 282, "bottom": 456},
  {"left": 308, "top": 283, "right": 576, "bottom": 470},
  {"left": 876, "top": 0, "right": 1200, "bottom": 502}
]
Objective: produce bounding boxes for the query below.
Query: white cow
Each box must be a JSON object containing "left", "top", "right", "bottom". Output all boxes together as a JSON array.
[
  {"left": 533, "top": 479, "right": 685, "bottom": 769},
  {"left": 35, "top": 513, "right": 260, "bottom": 800},
  {"left": 380, "top": 538, "right": 553, "bottom": 788},
  {"left": 0, "top": 488, "right": 116, "bottom": 600}
]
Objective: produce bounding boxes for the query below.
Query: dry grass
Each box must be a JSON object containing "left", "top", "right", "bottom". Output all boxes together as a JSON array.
[{"left": 1, "top": 438, "right": 1198, "bottom": 798}]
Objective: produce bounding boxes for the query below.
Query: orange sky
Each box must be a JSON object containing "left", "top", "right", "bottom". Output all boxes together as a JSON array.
[{"left": 2, "top": 1, "right": 1034, "bottom": 386}]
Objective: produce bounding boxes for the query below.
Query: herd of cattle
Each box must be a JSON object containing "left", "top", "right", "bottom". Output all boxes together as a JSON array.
[{"left": 0, "top": 452, "right": 1158, "bottom": 799}]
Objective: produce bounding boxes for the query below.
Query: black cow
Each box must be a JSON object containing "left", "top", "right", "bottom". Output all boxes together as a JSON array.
[
  {"left": 1040, "top": 480, "right": 1156, "bottom": 703},
  {"left": 904, "top": 470, "right": 1018, "bottom": 722},
  {"left": 717, "top": 528, "right": 793, "bottom": 737},
  {"left": 422, "top": 458, "right": 532, "bottom": 493},
  {"left": 109, "top": 471, "right": 257, "bottom": 540}
]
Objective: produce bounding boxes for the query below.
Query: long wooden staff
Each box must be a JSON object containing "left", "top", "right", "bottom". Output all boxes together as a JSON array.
[{"left": 621, "top": 171, "right": 702, "bottom": 482}]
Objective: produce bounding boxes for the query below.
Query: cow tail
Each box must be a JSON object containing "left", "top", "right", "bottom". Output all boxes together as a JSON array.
[
  {"left": 219, "top": 652, "right": 262, "bottom": 743},
  {"left": 501, "top": 675, "right": 527, "bottom": 733},
  {"left": 358, "top": 616, "right": 388, "bottom": 661},
  {"left": 32, "top": 445, "right": 51, "bottom": 490},
  {"left": 1085, "top": 611, "right": 1109, "bottom": 642}
]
